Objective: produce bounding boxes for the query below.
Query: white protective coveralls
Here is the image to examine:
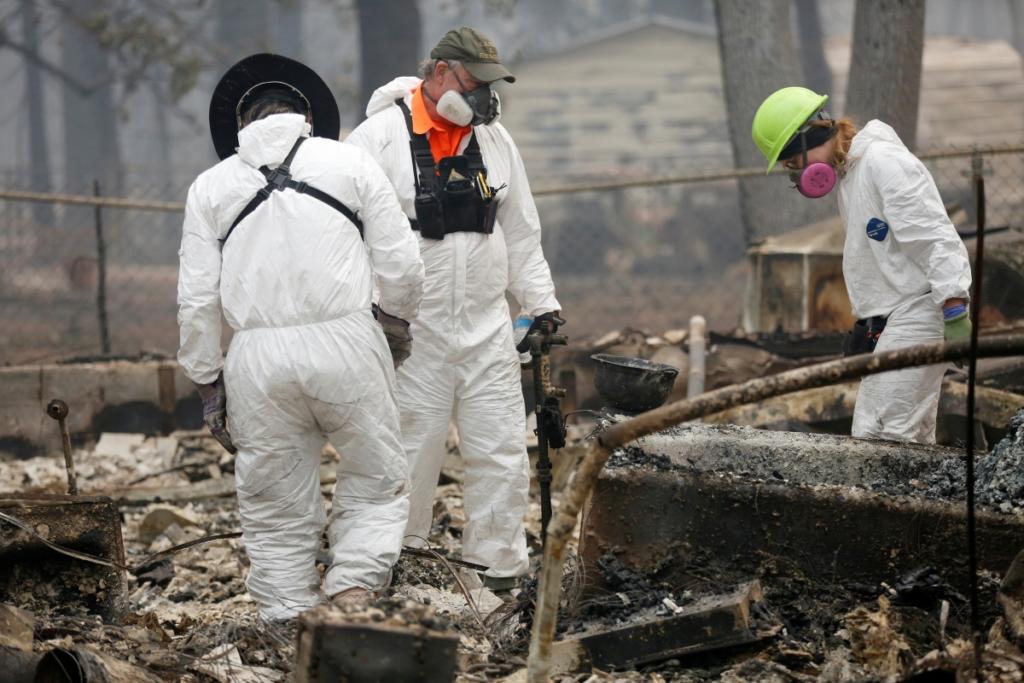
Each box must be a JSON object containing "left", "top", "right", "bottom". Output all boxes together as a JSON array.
[
  {"left": 346, "top": 77, "right": 561, "bottom": 577},
  {"left": 177, "top": 113, "right": 424, "bottom": 620},
  {"left": 837, "top": 120, "right": 972, "bottom": 443}
]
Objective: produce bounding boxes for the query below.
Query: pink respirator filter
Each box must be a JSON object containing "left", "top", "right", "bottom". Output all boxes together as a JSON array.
[{"left": 797, "top": 162, "right": 837, "bottom": 198}]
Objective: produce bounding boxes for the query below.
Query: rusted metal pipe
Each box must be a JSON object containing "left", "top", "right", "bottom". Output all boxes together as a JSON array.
[
  {"left": 687, "top": 315, "right": 706, "bottom": 398},
  {"left": 529, "top": 331, "right": 568, "bottom": 546},
  {"left": 34, "top": 645, "right": 162, "bottom": 682},
  {"left": 527, "top": 334, "right": 1024, "bottom": 682},
  {"left": 0, "top": 646, "right": 39, "bottom": 683},
  {"left": 45, "top": 399, "right": 77, "bottom": 495}
]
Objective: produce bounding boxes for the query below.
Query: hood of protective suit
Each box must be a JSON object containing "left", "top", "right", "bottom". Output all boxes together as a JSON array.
[
  {"left": 366, "top": 77, "right": 422, "bottom": 117},
  {"left": 847, "top": 120, "right": 904, "bottom": 168},
  {"left": 236, "top": 113, "right": 311, "bottom": 168}
]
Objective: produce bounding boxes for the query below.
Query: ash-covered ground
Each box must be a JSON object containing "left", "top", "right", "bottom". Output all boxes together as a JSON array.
[
  {"left": 3, "top": 410, "right": 1024, "bottom": 680},
  {"left": 608, "top": 409, "right": 1024, "bottom": 515}
]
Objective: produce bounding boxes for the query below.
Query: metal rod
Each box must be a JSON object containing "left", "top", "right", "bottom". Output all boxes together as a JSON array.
[
  {"left": 967, "top": 152, "right": 986, "bottom": 680},
  {"left": 531, "top": 335, "right": 553, "bottom": 548},
  {"left": 687, "top": 315, "right": 706, "bottom": 398},
  {"left": 527, "top": 334, "right": 1024, "bottom": 682},
  {"left": 45, "top": 399, "right": 77, "bottom": 495},
  {"left": 93, "top": 180, "right": 111, "bottom": 355}
]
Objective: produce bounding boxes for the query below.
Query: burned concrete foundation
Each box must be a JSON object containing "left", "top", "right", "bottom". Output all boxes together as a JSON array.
[
  {"left": 0, "top": 360, "right": 201, "bottom": 459},
  {"left": 581, "top": 424, "right": 1024, "bottom": 594}
]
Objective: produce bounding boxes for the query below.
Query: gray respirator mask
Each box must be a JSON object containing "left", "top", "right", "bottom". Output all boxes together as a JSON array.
[{"left": 436, "top": 70, "right": 500, "bottom": 126}]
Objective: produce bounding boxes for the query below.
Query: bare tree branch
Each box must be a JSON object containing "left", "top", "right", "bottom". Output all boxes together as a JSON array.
[{"left": 0, "top": 25, "right": 92, "bottom": 94}]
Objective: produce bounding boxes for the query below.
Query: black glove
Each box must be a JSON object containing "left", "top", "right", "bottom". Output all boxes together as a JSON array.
[
  {"left": 373, "top": 304, "right": 413, "bottom": 368},
  {"left": 195, "top": 374, "right": 237, "bottom": 454},
  {"left": 516, "top": 312, "right": 565, "bottom": 353},
  {"left": 538, "top": 397, "right": 567, "bottom": 449}
]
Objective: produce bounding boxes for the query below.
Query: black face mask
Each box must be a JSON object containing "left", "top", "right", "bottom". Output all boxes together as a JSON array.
[
  {"left": 453, "top": 70, "right": 500, "bottom": 126},
  {"left": 463, "top": 85, "right": 499, "bottom": 125}
]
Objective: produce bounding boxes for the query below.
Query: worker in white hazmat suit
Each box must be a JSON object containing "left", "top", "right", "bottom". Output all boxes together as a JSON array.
[
  {"left": 346, "top": 27, "right": 562, "bottom": 587},
  {"left": 177, "top": 54, "right": 424, "bottom": 620},
  {"left": 751, "top": 87, "right": 972, "bottom": 444}
]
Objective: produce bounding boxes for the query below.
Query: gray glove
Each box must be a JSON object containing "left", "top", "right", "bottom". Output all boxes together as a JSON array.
[
  {"left": 373, "top": 304, "right": 413, "bottom": 368},
  {"left": 195, "top": 374, "right": 237, "bottom": 454}
]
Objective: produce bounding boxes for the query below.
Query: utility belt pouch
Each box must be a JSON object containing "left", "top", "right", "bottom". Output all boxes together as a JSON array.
[
  {"left": 441, "top": 181, "right": 478, "bottom": 231},
  {"left": 842, "top": 316, "right": 887, "bottom": 356},
  {"left": 479, "top": 195, "right": 498, "bottom": 234},
  {"left": 414, "top": 192, "right": 446, "bottom": 240},
  {"left": 438, "top": 156, "right": 479, "bottom": 232}
]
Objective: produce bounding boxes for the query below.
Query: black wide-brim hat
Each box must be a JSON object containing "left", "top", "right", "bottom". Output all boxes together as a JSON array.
[{"left": 209, "top": 53, "right": 340, "bottom": 160}]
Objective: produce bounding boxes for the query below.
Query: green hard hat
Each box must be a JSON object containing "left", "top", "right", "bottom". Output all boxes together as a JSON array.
[{"left": 751, "top": 86, "right": 829, "bottom": 173}]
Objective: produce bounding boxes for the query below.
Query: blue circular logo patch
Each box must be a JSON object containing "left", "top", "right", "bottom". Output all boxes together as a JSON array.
[{"left": 866, "top": 218, "right": 889, "bottom": 241}]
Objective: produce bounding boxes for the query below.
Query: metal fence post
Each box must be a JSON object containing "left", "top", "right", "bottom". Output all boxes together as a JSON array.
[
  {"left": 965, "top": 148, "right": 985, "bottom": 680},
  {"left": 93, "top": 180, "right": 111, "bottom": 355}
]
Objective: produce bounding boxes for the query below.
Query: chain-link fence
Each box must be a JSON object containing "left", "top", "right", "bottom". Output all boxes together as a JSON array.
[
  {"left": 0, "top": 179, "right": 189, "bottom": 365},
  {"left": 0, "top": 144, "right": 1021, "bottom": 366},
  {"left": 530, "top": 144, "right": 1024, "bottom": 340}
]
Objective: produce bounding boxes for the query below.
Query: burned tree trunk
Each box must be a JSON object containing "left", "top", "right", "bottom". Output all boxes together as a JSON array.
[
  {"left": 1012, "top": 0, "right": 1024, "bottom": 58},
  {"left": 60, "top": 1, "right": 122, "bottom": 196},
  {"left": 20, "top": 0, "right": 54, "bottom": 229},
  {"left": 714, "top": 0, "right": 832, "bottom": 244},
  {"left": 356, "top": 0, "right": 420, "bottom": 122},
  {"left": 274, "top": 0, "right": 303, "bottom": 60},
  {"left": 216, "top": 0, "right": 270, "bottom": 72},
  {"left": 794, "top": 0, "right": 832, "bottom": 95},
  {"left": 845, "top": 0, "right": 925, "bottom": 148}
]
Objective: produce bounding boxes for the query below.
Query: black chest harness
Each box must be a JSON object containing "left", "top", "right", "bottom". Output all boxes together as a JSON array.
[
  {"left": 396, "top": 99, "right": 499, "bottom": 240},
  {"left": 220, "top": 136, "right": 363, "bottom": 247}
]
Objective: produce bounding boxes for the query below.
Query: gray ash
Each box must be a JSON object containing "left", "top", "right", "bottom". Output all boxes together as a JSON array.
[
  {"left": 391, "top": 553, "right": 453, "bottom": 590},
  {"left": 884, "top": 409, "right": 1024, "bottom": 512},
  {"left": 976, "top": 409, "right": 1024, "bottom": 509},
  {"left": 607, "top": 445, "right": 676, "bottom": 471}
]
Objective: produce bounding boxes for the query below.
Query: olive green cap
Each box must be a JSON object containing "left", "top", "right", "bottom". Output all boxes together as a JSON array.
[{"left": 430, "top": 26, "right": 516, "bottom": 83}]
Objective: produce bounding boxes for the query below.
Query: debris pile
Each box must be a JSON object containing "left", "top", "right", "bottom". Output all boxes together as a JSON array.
[
  {"left": 977, "top": 408, "right": 1024, "bottom": 508},
  {"left": 2, "top": 385, "right": 1024, "bottom": 680},
  {"left": 897, "top": 407, "right": 1024, "bottom": 511},
  {"left": 0, "top": 425, "right": 581, "bottom": 681}
]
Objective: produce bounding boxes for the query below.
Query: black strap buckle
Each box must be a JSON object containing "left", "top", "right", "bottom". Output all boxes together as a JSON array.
[{"left": 264, "top": 168, "right": 291, "bottom": 191}]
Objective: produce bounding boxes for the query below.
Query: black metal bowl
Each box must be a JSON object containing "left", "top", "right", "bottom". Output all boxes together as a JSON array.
[{"left": 591, "top": 353, "right": 680, "bottom": 413}]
